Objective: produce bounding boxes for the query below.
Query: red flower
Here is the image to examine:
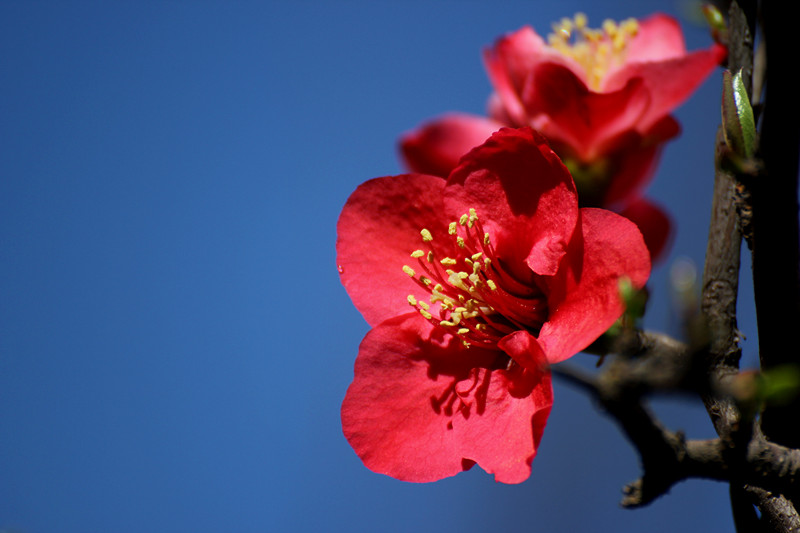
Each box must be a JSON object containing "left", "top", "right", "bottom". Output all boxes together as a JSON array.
[
  {"left": 338, "top": 128, "right": 651, "bottom": 483},
  {"left": 401, "top": 14, "right": 725, "bottom": 260}
]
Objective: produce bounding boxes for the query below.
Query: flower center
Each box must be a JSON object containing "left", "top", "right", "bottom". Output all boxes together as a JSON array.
[
  {"left": 547, "top": 13, "right": 639, "bottom": 91},
  {"left": 403, "top": 208, "right": 548, "bottom": 349}
]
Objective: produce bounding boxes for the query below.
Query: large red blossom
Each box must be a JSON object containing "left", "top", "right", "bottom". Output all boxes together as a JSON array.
[
  {"left": 400, "top": 13, "right": 725, "bottom": 261},
  {"left": 338, "top": 128, "right": 651, "bottom": 483}
]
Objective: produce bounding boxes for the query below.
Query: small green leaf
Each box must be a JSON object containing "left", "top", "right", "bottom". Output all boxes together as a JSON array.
[{"left": 721, "top": 69, "right": 757, "bottom": 159}]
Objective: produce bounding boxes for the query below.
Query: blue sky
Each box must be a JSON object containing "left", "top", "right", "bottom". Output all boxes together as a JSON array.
[{"left": 1, "top": 1, "right": 754, "bottom": 531}]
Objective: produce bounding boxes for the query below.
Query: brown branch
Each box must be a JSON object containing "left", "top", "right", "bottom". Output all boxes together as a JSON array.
[
  {"left": 554, "top": 353, "right": 800, "bottom": 509},
  {"left": 701, "top": 126, "right": 744, "bottom": 442},
  {"left": 744, "top": 487, "right": 800, "bottom": 532},
  {"left": 700, "top": 2, "right": 800, "bottom": 529}
]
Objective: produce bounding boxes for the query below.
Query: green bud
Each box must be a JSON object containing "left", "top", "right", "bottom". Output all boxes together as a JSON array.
[
  {"left": 701, "top": 4, "right": 728, "bottom": 45},
  {"left": 721, "top": 69, "right": 756, "bottom": 159},
  {"left": 760, "top": 365, "right": 800, "bottom": 406},
  {"left": 618, "top": 276, "right": 647, "bottom": 320},
  {"left": 731, "top": 365, "right": 800, "bottom": 407}
]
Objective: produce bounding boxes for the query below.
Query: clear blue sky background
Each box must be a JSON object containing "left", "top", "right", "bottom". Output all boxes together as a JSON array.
[{"left": 1, "top": 1, "right": 758, "bottom": 532}]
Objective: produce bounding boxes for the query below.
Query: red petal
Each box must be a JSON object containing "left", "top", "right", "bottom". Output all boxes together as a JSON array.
[
  {"left": 399, "top": 114, "right": 504, "bottom": 178},
  {"left": 482, "top": 26, "right": 546, "bottom": 125},
  {"left": 604, "top": 45, "right": 726, "bottom": 130},
  {"left": 619, "top": 197, "right": 673, "bottom": 263},
  {"left": 337, "top": 174, "right": 459, "bottom": 327},
  {"left": 445, "top": 127, "right": 579, "bottom": 277},
  {"left": 522, "top": 63, "right": 652, "bottom": 159},
  {"left": 497, "top": 329, "right": 548, "bottom": 373},
  {"left": 623, "top": 14, "right": 688, "bottom": 63},
  {"left": 341, "top": 313, "right": 553, "bottom": 483},
  {"left": 538, "top": 208, "right": 651, "bottom": 363}
]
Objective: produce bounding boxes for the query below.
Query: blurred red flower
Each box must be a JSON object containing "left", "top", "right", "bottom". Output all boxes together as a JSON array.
[
  {"left": 401, "top": 14, "right": 726, "bottom": 260},
  {"left": 338, "top": 128, "right": 651, "bottom": 483}
]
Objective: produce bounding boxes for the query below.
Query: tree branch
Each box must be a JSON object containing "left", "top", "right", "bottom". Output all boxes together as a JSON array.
[{"left": 554, "top": 349, "right": 800, "bottom": 509}]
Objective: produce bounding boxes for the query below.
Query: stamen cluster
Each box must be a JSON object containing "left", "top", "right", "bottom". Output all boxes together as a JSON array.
[
  {"left": 403, "top": 208, "right": 548, "bottom": 348},
  {"left": 547, "top": 13, "right": 639, "bottom": 90}
]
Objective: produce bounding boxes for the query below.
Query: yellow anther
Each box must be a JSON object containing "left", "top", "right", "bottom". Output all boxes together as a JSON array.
[
  {"left": 440, "top": 257, "right": 457, "bottom": 266},
  {"left": 440, "top": 320, "right": 455, "bottom": 327},
  {"left": 613, "top": 32, "right": 626, "bottom": 52},
  {"left": 427, "top": 251, "right": 434, "bottom": 263},
  {"left": 468, "top": 208, "right": 478, "bottom": 227},
  {"left": 418, "top": 301, "right": 430, "bottom": 310},
  {"left": 476, "top": 323, "right": 487, "bottom": 331},
  {"left": 484, "top": 257, "right": 491, "bottom": 266},
  {"left": 472, "top": 263, "right": 481, "bottom": 275},
  {"left": 448, "top": 275, "right": 468, "bottom": 292},
  {"left": 471, "top": 252, "right": 483, "bottom": 261},
  {"left": 411, "top": 250, "right": 425, "bottom": 258},
  {"left": 403, "top": 265, "right": 415, "bottom": 277},
  {"left": 420, "top": 276, "right": 432, "bottom": 286},
  {"left": 621, "top": 18, "right": 639, "bottom": 36},
  {"left": 459, "top": 214, "right": 468, "bottom": 225},
  {"left": 407, "top": 295, "right": 417, "bottom": 306},
  {"left": 456, "top": 237, "right": 465, "bottom": 248},
  {"left": 574, "top": 12, "right": 587, "bottom": 29},
  {"left": 420, "top": 309, "right": 432, "bottom": 320},
  {"left": 487, "top": 279, "right": 497, "bottom": 290},
  {"left": 433, "top": 283, "right": 444, "bottom": 292},
  {"left": 457, "top": 328, "right": 470, "bottom": 335},
  {"left": 484, "top": 233, "right": 491, "bottom": 245},
  {"left": 457, "top": 271, "right": 469, "bottom": 279},
  {"left": 448, "top": 222, "right": 458, "bottom": 235},
  {"left": 420, "top": 228, "right": 433, "bottom": 242},
  {"left": 602, "top": 19, "right": 617, "bottom": 37}
]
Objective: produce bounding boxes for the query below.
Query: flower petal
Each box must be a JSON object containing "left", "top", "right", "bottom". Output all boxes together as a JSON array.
[
  {"left": 522, "top": 63, "right": 652, "bottom": 159},
  {"left": 399, "top": 113, "right": 504, "bottom": 178},
  {"left": 454, "top": 363, "right": 552, "bottom": 484},
  {"left": 341, "top": 313, "right": 553, "bottom": 483},
  {"left": 623, "top": 14, "right": 688, "bottom": 63},
  {"left": 619, "top": 197, "right": 673, "bottom": 263},
  {"left": 337, "top": 174, "right": 459, "bottom": 327},
  {"left": 483, "top": 26, "right": 547, "bottom": 125},
  {"left": 538, "top": 208, "right": 651, "bottom": 363},
  {"left": 445, "top": 127, "right": 578, "bottom": 277},
  {"left": 497, "top": 329, "right": 548, "bottom": 373},
  {"left": 604, "top": 46, "right": 726, "bottom": 131}
]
